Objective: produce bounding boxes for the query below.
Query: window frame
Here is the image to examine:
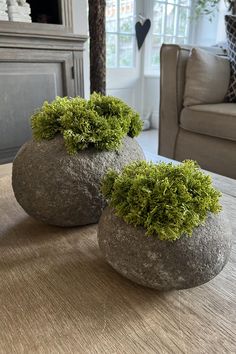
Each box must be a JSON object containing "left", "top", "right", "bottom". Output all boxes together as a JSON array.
[
  {"left": 144, "top": 0, "right": 194, "bottom": 76},
  {"left": 106, "top": 0, "right": 137, "bottom": 69}
]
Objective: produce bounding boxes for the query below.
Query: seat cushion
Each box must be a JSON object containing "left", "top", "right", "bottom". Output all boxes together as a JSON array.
[{"left": 180, "top": 103, "right": 236, "bottom": 141}]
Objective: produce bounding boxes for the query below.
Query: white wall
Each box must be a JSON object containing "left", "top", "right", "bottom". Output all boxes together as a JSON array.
[
  {"left": 216, "top": 0, "right": 228, "bottom": 43},
  {"left": 72, "top": 0, "right": 88, "bottom": 35},
  {"left": 142, "top": 76, "right": 159, "bottom": 129},
  {"left": 72, "top": 0, "right": 90, "bottom": 98},
  {"left": 107, "top": 68, "right": 142, "bottom": 112}
]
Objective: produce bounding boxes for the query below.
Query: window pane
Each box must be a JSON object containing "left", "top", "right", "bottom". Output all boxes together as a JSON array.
[
  {"left": 166, "top": 4, "right": 176, "bottom": 36},
  {"left": 178, "top": 7, "right": 189, "bottom": 37},
  {"left": 164, "top": 35, "right": 174, "bottom": 44},
  {"left": 179, "top": 0, "right": 190, "bottom": 6},
  {"left": 106, "top": 34, "right": 117, "bottom": 67},
  {"left": 153, "top": 3, "right": 165, "bottom": 35},
  {"left": 120, "top": 0, "right": 134, "bottom": 33},
  {"left": 106, "top": 0, "right": 117, "bottom": 32},
  {"left": 176, "top": 37, "right": 187, "bottom": 44},
  {"left": 120, "top": 0, "right": 134, "bottom": 16},
  {"left": 152, "top": 35, "right": 163, "bottom": 47},
  {"left": 120, "top": 16, "right": 133, "bottom": 33},
  {"left": 151, "top": 0, "right": 191, "bottom": 71},
  {"left": 119, "top": 35, "right": 134, "bottom": 67},
  {"left": 106, "top": 19, "right": 117, "bottom": 32},
  {"left": 151, "top": 35, "right": 162, "bottom": 67},
  {"left": 151, "top": 48, "right": 160, "bottom": 67},
  {"left": 106, "top": 0, "right": 135, "bottom": 68}
]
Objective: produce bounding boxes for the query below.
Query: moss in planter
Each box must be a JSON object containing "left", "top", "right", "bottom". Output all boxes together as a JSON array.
[
  {"left": 101, "top": 160, "right": 222, "bottom": 241},
  {"left": 31, "top": 93, "right": 143, "bottom": 154}
]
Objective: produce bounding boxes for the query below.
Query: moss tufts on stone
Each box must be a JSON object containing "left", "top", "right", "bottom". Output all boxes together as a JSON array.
[
  {"left": 101, "top": 160, "right": 222, "bottom": 241},
  {"left": 31, "top": 93, "right": 143, "bottom": 154}
]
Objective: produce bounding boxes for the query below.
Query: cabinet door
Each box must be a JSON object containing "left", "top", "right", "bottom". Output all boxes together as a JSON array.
[{"left": 0, "top": 49, "right": 74, "bottom": 163}]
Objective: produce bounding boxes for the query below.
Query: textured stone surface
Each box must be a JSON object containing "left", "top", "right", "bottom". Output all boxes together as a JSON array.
[
  {"left": 98, "top": 207, "right": 232, "bottom": 290},
  {"left": 12, "top": 136, "right": 144, "bottom": 226}
]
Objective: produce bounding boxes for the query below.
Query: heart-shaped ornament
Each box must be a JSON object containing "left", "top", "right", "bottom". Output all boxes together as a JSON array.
[{"left": 135, "top": 19, "right": 151, "bottom": 50}]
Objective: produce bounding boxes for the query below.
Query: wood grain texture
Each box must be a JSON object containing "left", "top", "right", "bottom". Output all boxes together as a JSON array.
[
  {"left": 0, "top": 163, "right": 11, "bottom": 178},
  {"left": 0, "top": 167, "right": 235, "bottom": 354},
  {"left": 207, "top": 170, "right": 236, "bottom": 198}
]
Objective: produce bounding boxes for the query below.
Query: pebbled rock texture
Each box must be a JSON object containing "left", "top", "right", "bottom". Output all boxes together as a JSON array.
[
  {"left": 12, "top": 136, "right": 144, "bottom": 226},
  {"left": 98, "top": 207, "right": 232, "bottom": 290}
]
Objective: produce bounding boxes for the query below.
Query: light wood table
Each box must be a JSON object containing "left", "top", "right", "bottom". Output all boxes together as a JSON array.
[{"left": 0, "top": 163, "right": 235, "bottom": 354}]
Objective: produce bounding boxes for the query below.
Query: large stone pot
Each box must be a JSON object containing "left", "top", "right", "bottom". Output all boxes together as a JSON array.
[
  {"left": 12, "top": 136, "right": 144, "bottom": 226},
  {"left": 98, "top": 207, "right": 232, "bottom": 290}
]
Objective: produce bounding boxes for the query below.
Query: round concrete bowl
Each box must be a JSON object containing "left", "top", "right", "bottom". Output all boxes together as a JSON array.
[
  {"left": 12, "top": 135, "right": 145, "bottom": 227},
  {"left": 98, "top": 207, "right": 232, "bottom": 290}
]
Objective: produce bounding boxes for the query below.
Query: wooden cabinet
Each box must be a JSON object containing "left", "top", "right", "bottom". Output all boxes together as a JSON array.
[
  {"left": 0, "top": 48, "right": 75, "bottom": 163},
  {"left": 0, "top": 1, "right": 87, "bottom": 163}
]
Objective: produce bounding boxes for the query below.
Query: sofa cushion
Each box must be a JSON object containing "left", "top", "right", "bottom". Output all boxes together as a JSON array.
[
  {"left": 180, "top": 103, "right": 236, "bottom": 141},
  {"left": 184, "top": 48, "right": 230, "bottom": 107},
  {"left": 225, "top": 15, "right": 236, "bottom": 102}
]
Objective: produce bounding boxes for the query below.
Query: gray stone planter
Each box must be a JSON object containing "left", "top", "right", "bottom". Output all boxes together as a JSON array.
[
  {"left": 12, "top": 136, "right": 144, "bottom": 226},
  {"left": 98, "top": 207, "right": 232, "bottom": 290}
]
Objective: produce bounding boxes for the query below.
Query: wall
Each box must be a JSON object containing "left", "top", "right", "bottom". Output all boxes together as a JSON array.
[
  {"left": 72, "top": 0, "right": 87, "bottom": 35},
  {"left": 72, "top": 0, "right": 90, "bottom": 98},
  {"left": 216, "top": 0, "right": 228, "bottom": 43},
  {"left": 107, "top": 67, "right": 142, "bottom": 113}
]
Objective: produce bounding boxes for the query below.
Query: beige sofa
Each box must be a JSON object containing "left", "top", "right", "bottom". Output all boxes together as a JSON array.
[{"left": 158, "top": 44, "right": 236, "bottom": 179}]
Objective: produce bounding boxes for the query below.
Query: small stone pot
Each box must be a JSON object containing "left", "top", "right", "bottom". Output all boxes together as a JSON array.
[
  {"left": 98, "top": 207, "right": 232, "bottom": 290},
  {"left": 12, "top": 136, "right": 144, "bottom": 226}
]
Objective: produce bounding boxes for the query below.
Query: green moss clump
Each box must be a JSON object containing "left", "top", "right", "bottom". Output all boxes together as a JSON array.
[
  {"left": 31, "top": 93, "right": 143, "bottom": 154},
  {"left": 101, "top": 160, "right": 222, "bottom": 241}
]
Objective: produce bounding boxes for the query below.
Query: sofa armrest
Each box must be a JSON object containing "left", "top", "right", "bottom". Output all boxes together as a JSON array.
[{"left": 158, "top": 44, "right": 190, "bottom": 158}]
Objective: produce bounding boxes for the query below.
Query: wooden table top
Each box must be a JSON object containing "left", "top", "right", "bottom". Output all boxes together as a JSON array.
[{"left": 0, "top": 163, "right": 236, "bottom": 353}]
